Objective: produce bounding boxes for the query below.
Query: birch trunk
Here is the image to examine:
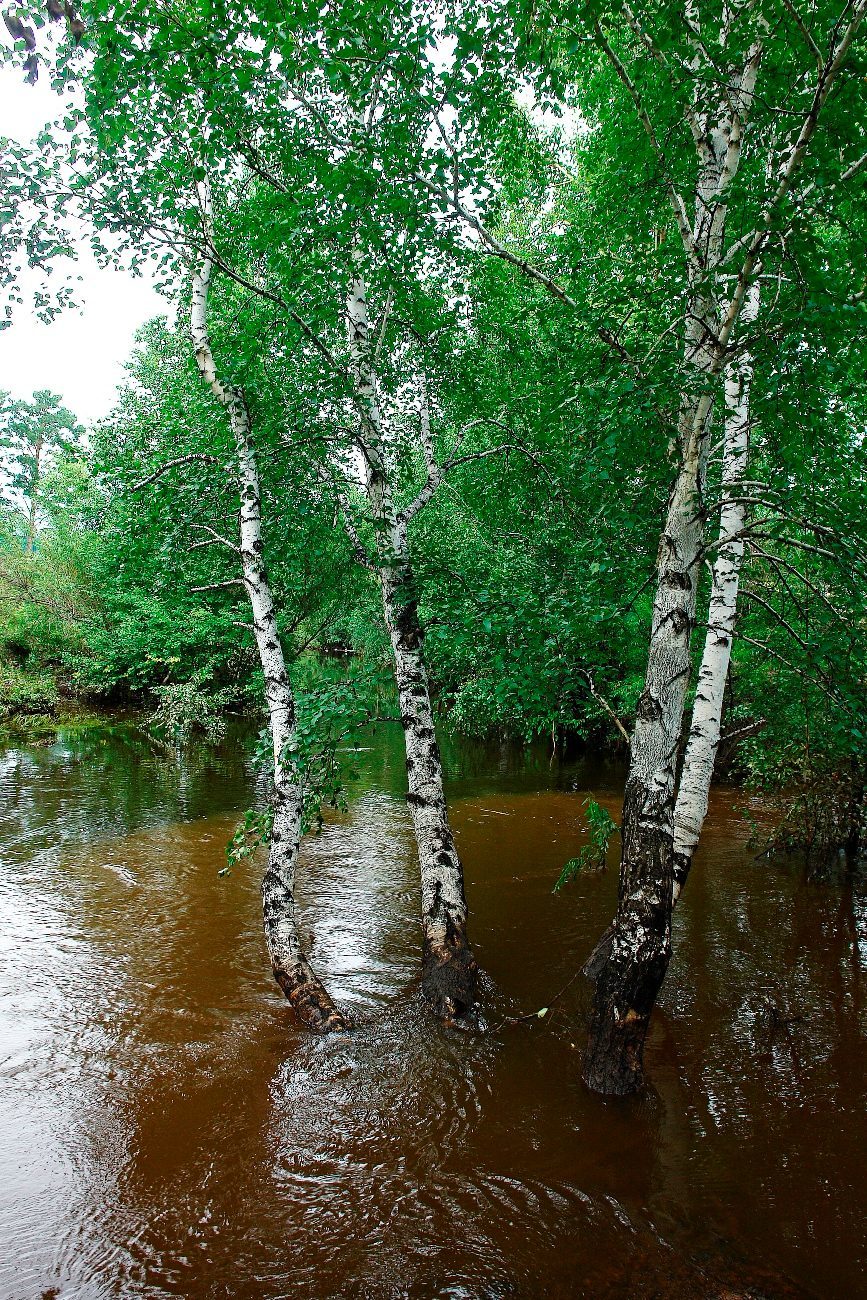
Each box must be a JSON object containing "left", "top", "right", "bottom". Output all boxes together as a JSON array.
[
  {"left": 191, "top": 259, "right": 348, "bottom": 1033},
  {"left": 582, "top": 285, "right": 760, "bottom": 986},
  {"left": 583, "top": 37, "right": 760, "bottom": 1094},
  {"left": 346, "top": 275, "right": 477, "bottom": 1018},
  {"left": 671, "top": 283, "right": 760, "bottom": 898},
  {"left": 583, "top": 418, "right": 707, "bottom": 1094}
]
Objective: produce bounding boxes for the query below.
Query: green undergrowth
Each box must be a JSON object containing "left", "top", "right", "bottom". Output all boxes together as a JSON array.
[{"left": 0, "top": 659, "right": 59, "bottom": 721}]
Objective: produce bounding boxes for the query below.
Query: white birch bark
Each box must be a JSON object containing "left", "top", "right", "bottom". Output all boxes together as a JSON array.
[
  {"left": 672, "top": 282, "right": 761, "bottom": 895},
  {"left": 190, "top": 257, "right": 348, "bottom": 1032},
  {"left": 584, "top": 31, "right": 763, "bottom": 1095},
  {"left": 345, "top": 274, "right": 477, "bottom": 1017},
  {"left": 584, "top": 8, "right": 866, "bottom": 1075}
]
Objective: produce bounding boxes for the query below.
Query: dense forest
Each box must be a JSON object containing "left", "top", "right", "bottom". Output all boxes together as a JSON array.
[{"left": 1, "top": 0, "right": 865, "bottom": 1103}]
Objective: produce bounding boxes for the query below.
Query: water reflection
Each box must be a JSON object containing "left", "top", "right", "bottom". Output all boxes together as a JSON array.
[{"left": 0, "top": 723, "right": 864, "bottom": 1298}]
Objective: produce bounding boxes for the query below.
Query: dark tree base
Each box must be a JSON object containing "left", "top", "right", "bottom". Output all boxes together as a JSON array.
[
  {"left": 582, "top": 935, "right": 671, "bottom": 1096},
  {"left": 582, "top": 1006, "right": 649, "bottom": 1095},
  {"left": 582, "top": 788, "right": 674, "bottom": 1095},
  {"left": 582, "top": 921, "right": 615, "bottom": 983},
  {"left": 274, "top": 964, "right": 352, "bottom": 1034},
  {"left": 421, "top": 931, "right": 479, "bottom": 1021}
]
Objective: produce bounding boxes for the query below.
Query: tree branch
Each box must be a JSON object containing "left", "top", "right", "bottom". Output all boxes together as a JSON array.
[
  {"left": 780, "top": 0, "right": 825, "bottom": 74},
  {"left": 190, "top": 578, "right": 246, "bottom": 593},
  {"left": 580, "top": 668, "right": 631, "bottom": 744},
  {"left": 593, "top": 20, "right": 700, "bottom": 271},
  {"left": 129, "top": 454, "right": 220, "bottom": 492},
  {"left": 188, "top": 523, "right": 239, "bottom": 552},
  {"left": 400, "top": 440, "right": 552, "bottom": 525}
]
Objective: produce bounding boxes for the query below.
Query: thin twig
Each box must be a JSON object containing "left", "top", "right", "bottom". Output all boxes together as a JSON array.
[
  {"left": 489, "top": 968, "right": 585, "bottom": 1035},
  {"left": 190, "top": 578, "right": 246, "bottom": 593},
  {"left": 580, "top": 668, "right": 631, "bottom": 744}
]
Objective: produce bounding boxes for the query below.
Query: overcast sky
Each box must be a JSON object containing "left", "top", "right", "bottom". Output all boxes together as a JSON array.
[{"left": 0, "top": 65, "right": 164, "bottom": 426}]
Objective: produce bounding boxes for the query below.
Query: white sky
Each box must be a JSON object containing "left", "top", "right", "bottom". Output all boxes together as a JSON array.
[{"left": 0, "top": 65, "right": 164, "bottom": 426}]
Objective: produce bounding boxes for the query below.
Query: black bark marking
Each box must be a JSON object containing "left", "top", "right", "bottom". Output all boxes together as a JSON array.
[
  {"left": 669, "top": 607, "right": 691, "bottom": 636},
  {"left": 635, "top": 690, "right": 663, "bottom": 724},
  {"left": 673, "top": 851, "right": 692, "bottom": 895}
]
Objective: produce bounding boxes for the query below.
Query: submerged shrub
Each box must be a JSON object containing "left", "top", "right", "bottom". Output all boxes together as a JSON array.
[
  {"left": 148, "top": 677, "right": 236, "bottom": 746},
  {"left": 554, "top": 798, "right": 619, "bottom": 892},
  {"left": 748, "top": 749, "right": 866, "bottom": 875},
  {"left": 0, "top": 660, "right": 59, "bottom": 721}
]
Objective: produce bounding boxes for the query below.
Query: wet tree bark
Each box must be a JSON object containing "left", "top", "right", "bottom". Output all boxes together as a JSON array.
[
  {"left": 382, "top": 523, "right": 478, "bottom": 1018},
  {"left": 584, "top": 286, "right": 759, "bottom": 988},
  {"left": 346, "top": 274, "right": 478, "bottom": 1018},
  {"left": 583, "top": 426, "right": 707, "bottom": 1094},
  {"left": 191, "top": 257, "right": 349, "bottom": 1033},
  {"left": 672, "top": 283, "right": 760, "bottom": 897},
  {"left": 583, "top": 31, "right": 761, "bottom": 1094}
]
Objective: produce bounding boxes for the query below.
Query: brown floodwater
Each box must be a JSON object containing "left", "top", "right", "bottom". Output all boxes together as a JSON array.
[{"left": 0, "top": 722, "right": 864, "bottom": 1300}]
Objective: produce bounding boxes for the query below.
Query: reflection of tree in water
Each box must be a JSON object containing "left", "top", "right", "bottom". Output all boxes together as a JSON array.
[
  {"left": 652, "top": 812, "right": 867, "bottom": 1293},
  {"left": 0, "top": 724, "right": 865, "bottom": 1298},
  {"left": 0, "top": 721, "right": 257, "bottom": 865},
  {"left": 342, "top": 720, "right": 628, "bottom": 806}
]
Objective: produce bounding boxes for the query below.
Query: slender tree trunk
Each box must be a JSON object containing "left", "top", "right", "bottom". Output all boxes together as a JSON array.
[
  {"left": 583, "top": 416, "right": 707, "bottom": 1094},
  {"left": 346, "top": 275, "right": 478, "bottom": 1018},
  {"left": 382, "top": 519, "right": 478, "bottom": 1017},
  {"left": 672, "top": 283, "right": 760, "bottom": 897},
  {"left": 191, "top": 259, "right": 349, "bottom": 1033},
  {"left": 583, "top": 41, "right": 762, "bottom": 1091},
  {"left": 583, "top": 286, "right": 760, "bottom": 987}
]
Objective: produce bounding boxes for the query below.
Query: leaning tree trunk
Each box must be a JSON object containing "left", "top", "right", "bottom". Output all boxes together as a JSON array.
[
  {"left": 582, "top": 37, "right": 763, "bottom": 1091},
  {"left": 191, "top": 258, "right": 348, "bottom": 1033},
  {"left": 582, "top": 411, "right": 708, "bottom": 1094},
  {"left": 671, "top": 283, "right": 760, "bottom": 898},
  {"left": 583, "top": 285, "right": 760, "bottom": 988},
  {"left": 582, "top": 10, "right": 860, "bottom": 1076},
  {"left": 346, "top": 274, "right": 478, "bottom": 1018}
]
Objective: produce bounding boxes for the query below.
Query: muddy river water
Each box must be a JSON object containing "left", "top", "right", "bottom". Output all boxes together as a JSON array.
[{"left": 0, "top": 722, "right": 864, "bottom": 1299}]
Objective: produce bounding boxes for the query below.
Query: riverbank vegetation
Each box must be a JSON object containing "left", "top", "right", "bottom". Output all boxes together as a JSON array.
[{"left": 2, "top": 0, "right": 865, "bottom": 1092}]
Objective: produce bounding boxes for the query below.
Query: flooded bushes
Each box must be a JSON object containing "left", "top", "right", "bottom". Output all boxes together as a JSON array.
[
  {"left": 0, "top": 658, "right": 58, "bottom": 723},
  {"left": 750, "top": 753, "right": 866, "bottom": 875}
]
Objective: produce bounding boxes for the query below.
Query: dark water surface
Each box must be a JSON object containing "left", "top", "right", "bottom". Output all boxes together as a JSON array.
[{"left": 0, "top": 723, "right": 864, "bottom": 1299}]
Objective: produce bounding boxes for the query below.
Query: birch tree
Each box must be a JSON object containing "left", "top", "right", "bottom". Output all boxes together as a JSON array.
[
  {"left": 575, "top": 1, "right": 867, "bottom": 1094},
  {"left": 338, "top": 272, "right": 480, "bottom": 1018},
  {"left": 187, "top": 253, "right": 350, "bottom": 1032},
  {"left": 671, "top": 282, "right": 760, "bottom": 893}
]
